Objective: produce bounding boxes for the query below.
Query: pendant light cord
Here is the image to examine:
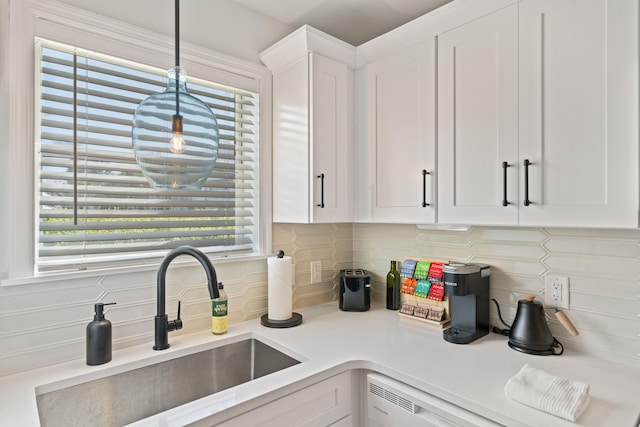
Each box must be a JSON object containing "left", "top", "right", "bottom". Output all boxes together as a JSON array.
[
  {"left": 174, "top": 0, "right": 180, "bottom": 117},
  {"left": 175, "top": 0, "right": 180, "bottom": 67}
]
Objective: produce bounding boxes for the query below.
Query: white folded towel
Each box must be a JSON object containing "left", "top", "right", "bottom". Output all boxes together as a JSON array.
[{"left": 505, "top": 364, "right": 590, "bottom": 422}]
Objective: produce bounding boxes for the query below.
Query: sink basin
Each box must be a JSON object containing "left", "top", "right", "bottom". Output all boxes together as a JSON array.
[{"left": 36, "top": 338, "right": 301, "bottom": 427}]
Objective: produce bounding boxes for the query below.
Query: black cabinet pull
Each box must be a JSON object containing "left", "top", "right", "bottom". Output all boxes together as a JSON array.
[
  {"left": 523, "top": 159, "right": 531, "bottom": 206},
  {"left": 502, "top": 162, "right": 510, "bottom": 206},
  {"left": 422, "top": 169, "right": 430, "bottom": 207},
  {"left": 317, "top": 173, "right": 325, "bottom": 208}
]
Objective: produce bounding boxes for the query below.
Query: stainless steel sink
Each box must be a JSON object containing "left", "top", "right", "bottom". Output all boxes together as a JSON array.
[{"left": 36, "top": 338, "right": 301, "bottom": 427}]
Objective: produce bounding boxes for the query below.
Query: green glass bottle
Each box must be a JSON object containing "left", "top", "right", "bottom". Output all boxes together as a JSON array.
[{"left": 386, "top": 260, "right": 401, "bottom": 310}]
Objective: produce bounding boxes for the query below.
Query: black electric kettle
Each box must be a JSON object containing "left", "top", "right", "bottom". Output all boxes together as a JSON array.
[{"left": 508, "top": 295, "right": 563, "bottom": 356}]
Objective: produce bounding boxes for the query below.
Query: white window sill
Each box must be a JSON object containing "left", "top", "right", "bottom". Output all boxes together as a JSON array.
[{"left": 0, "top": 253, "right": 269, "bottom": 287}]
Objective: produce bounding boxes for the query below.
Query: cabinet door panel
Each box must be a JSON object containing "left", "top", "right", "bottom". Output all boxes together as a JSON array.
[
  {"left": 313, "top": 57, "right": 339, "bottom": 211},
  {"left": 272, "top": 57, "right": 311, "bottom": 223},
  {"left": 366, "top": 38, "right": 436, "bottom": 223},
  {"left": 311, "top": 53, "right": 354, "bottom": 223},
  {"left": 218, "top": 372, "right": 353, "bottom": 427},
  {"left": 519, "top": 0, "right": 638, "bottom": 227},
  {"left": 437, "top": 5, "right": 518, "bottom": 225},
  {"left": 271, "top": 51, "right": 354, "bottom": 224}
]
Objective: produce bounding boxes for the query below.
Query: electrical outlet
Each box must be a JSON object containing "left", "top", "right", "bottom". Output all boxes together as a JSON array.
[
  {"left": 310, "top": 260, "right": 322, "bottom": 284},
  {"left": 544, "top": 275, "right": 570, "bottom": 308}
]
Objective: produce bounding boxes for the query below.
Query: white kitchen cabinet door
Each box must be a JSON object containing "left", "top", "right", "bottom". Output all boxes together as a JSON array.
[
  {"left": 272, "top": 52, "right": 355, "bottom": 223},
  {"left": 311, "top": 53, "right": 355, "bottom": 223},
  {"left": 365, "top": 38, "right": 436, "bottom": 223},
  {"left": 217, "top": 371, "right": 354, "bottom": 427},
  {"left": 518, "top": 0, "right": 639, "bottom": 227},
  {"left": 437, "top": 5, "right": 519, "bottom": 225}
]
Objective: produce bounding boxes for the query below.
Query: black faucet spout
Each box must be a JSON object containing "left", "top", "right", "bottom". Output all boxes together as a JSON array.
[{"left": 154, "top": 245, "right": 219, "bottom": 350}]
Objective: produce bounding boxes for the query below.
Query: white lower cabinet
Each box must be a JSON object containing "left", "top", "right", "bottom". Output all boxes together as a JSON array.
[
  {"left": 210, "top": 370, "right": 504, "bottom": 427},
  {"left": 218, "top": 371, "right": 356, "bottom": 427}
]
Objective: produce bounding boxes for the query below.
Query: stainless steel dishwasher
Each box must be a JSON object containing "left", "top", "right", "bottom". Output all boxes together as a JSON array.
[{"left": 366, "top": 373, "right": 502, "bottom": 427}]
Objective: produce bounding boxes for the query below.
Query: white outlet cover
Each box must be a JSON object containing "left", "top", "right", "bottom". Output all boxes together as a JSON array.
[
  {"left": 310, "top": 261, "right": 322, "bottom": 284},
  {"left": 544, "top": 275, "right": 570, "bottom": 308}
]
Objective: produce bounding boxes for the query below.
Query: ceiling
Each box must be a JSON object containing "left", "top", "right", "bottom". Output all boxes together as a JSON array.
[{"left": 231, "top": 0, "right": 454, "bottom": 46}]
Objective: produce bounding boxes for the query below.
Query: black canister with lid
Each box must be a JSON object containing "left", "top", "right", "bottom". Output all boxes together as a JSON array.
[{"left": 339, "top": 269, "right": 371, "bottom": 311}]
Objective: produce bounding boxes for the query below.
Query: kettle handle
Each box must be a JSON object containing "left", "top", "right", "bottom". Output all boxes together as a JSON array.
[{"left": 551, "top": 338, "right": 564, "bottom": 355}]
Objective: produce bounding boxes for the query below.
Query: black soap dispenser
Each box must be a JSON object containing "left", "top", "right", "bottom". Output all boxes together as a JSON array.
[{"left": 86, "top": 302, "right": 116, "bottom": 366}]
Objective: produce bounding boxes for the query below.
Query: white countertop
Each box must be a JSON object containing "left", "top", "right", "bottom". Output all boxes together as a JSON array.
[{"left": 1, "top": 302, "right": 639, "bottom": 426}]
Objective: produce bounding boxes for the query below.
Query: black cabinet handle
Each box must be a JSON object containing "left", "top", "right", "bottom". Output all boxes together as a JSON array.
[
  {"left": 502, "top": 162, "right": 510, "bottom": 206},
  {"left": 422, "top": 169, "right": 430, "bottom": 207},
  {"left": 317, "top": 173, "right": 325, "bottom": 208},
  {"left": 523, "top": 159, "right": 531, "bottom": 206}
]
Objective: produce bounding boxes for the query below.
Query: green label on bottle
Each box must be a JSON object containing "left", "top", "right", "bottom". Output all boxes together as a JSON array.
[
  {"left": 212, "top": 300, "right": 227, "bottom": 317},
  {"left": 211, "top": 299, "right": 228, "bottom": 335}
]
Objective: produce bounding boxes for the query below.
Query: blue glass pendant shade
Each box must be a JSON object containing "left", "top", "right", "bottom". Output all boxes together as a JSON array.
[{"left": 132, "top": 67, "right": 219, "bottom": 189}]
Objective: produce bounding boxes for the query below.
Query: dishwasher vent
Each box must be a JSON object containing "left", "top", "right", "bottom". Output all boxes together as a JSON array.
[
  {"left": 367, "top": 373, "right": 502, "bottom": 427},
  {"left": 369, "top": 378, "right": 416, "bottom": 413}
]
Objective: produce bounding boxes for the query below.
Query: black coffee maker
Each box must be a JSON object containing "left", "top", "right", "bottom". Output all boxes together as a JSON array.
[{"left": 443, "top": 263, "right": 490, "bottom": 344}]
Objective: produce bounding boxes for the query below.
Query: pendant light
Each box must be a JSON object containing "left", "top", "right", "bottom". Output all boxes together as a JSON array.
[{"left": 131, "top": 0, "right": 219, "bottom": 189}]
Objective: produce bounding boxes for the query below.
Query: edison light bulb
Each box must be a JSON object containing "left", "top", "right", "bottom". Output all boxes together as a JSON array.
[
  {"left": 169, "top": 114, "right": 186, "bottom": 153},
  {"left": 169, "top": 132, "right": 186, "bottom": 153}
]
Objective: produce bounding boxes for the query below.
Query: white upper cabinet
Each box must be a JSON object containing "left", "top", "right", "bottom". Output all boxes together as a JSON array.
[
  {"left": 438, "top": 0, "right": 638, "bottom": 228},
  {"left": 267, "top": 2, "right": 638, "bottom": 228},
  {"left": 437, "top": 5, "right": 519, "bottom": 225},
  {"left": 261, "top": 26, "right": 356, "bottom": 223},
  {"left": 518, "top": 0, "right": 638, "bottom": 227},
  {"left": 363, "top": 38, "right": 436, "bottom": 223}
]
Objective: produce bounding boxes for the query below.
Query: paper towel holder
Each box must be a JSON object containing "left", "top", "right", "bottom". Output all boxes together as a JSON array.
[
  {"left": 261, "top": 250, "right": 303, "bottom": 328},
  {"left": 261, "top": 312, "right": 302, "bottom": 328}
]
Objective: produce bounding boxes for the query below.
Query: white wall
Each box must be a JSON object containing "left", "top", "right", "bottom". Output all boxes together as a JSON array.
[{"left": 53, "top": 0, "right": 294, "bottom": 64}]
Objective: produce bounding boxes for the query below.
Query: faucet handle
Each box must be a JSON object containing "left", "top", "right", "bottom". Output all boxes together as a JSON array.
[{"left": 168, "top": 300, "right": 183, "bottom": 332}]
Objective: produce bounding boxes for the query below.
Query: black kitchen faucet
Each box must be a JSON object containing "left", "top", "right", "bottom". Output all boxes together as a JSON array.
[{"left": 154, "top": 246, "right": 219, "bottom": 350}]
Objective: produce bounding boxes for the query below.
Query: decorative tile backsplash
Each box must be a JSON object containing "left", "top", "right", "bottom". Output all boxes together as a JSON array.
[
  {"left": 353, "top": 224, "right": 640, "bottom": 367},
  {"left": 0, "top": 223, "right": 637, "bottom": 375}
]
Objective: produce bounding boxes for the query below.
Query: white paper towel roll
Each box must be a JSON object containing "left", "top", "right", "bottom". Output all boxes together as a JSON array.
[{"left": 267, "top": 255, "right": 293, "bottom": 321}]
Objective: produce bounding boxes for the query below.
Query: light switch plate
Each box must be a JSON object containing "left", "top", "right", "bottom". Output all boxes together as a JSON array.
[{"left": 544, "top": 275, "right": 570, "bottom": 308}]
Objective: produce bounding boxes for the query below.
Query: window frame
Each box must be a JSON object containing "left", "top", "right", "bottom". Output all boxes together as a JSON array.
[{"left": 0, "top": 0, "right": 273, "bottom": 283}]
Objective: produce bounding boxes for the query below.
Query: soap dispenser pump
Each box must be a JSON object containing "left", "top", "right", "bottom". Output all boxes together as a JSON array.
[{"left": 86, "top": 302, "right": 116, "bottom": 365}]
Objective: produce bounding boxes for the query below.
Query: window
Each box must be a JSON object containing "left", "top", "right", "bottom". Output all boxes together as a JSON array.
[{"left": 35, "top": 38, "right": 260, "bottom": 272}]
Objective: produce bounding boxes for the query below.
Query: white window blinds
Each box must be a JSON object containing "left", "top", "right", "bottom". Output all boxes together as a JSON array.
[{"left": 35, "top": 38, "right": 259, "bottom": 272}]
